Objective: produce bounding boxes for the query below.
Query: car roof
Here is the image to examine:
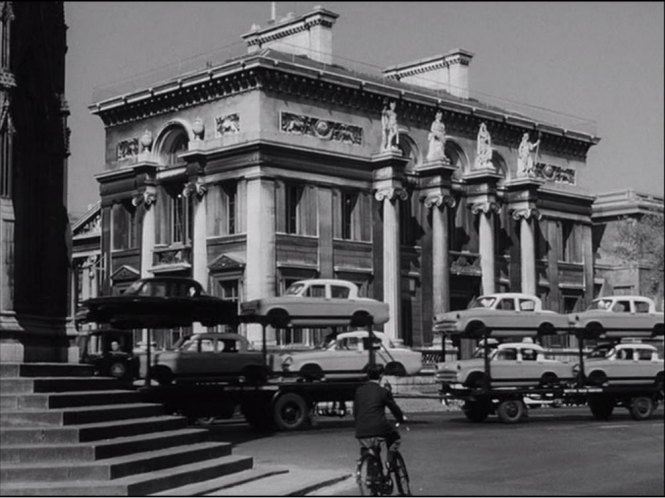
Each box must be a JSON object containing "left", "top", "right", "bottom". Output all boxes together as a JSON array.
[
  {"left": 337, "top": 330, "right": 387, "bottom": 340},
  {"left": 593, "top": 295, "right": 653, "bottom": 302},
  {"left": 499, "top": 342, "right": 545, "bottom": 350},
  {"left": 615, "top": 343, "right": 657, "bottom": 350},
  {"left": 187, "top": 332, "right": 245, "bottom": 340},
  {"left": 138, "top": 276, "right": 200, "bottom": 284},
  {"left": 478, "top": 293, "right": 541, "bottom": 300},
  {"left": 292, "top": 279, "right": 357, "bottom": 287}
]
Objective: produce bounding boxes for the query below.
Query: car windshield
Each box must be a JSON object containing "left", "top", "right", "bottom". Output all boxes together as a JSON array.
[
  {"left": 284, "top": 283, "right": 306, "bottom": 296},
  {"left": 586, "top": 299, "right": 613, "bottom": 311},
  {"left": 124, "top": 280, "right": 145, "bottom": 295},
  {"left": 468, "top": 296, "right": 496, "bottom": 309}
]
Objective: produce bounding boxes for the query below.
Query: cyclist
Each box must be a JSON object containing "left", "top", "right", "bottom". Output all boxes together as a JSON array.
[{"left": 353, "top": 364, "right": 406, "bottom": 474}]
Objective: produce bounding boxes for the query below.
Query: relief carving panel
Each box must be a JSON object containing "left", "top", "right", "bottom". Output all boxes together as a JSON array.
[{"left": 280, "top": 112, "right": 363, "bottom": 145}]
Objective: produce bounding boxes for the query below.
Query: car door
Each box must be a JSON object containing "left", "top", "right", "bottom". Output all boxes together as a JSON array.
[
  {"left": 329, "top": 336, "right": 365, "bottom": 375},
  {"left": 493, "top": 297, "right": 517, "bottom": 331},
  {"left": 518, "top": 347, "right": 541, "bottom": 383},
  {"left": 187, "top": 337, "right": 218, "bottom": 375},
  {"left": 491, "top": 347, "right": 518, "bottom": 383}
]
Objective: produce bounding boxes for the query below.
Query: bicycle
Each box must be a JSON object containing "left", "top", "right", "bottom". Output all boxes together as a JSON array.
[{"left": 356, "top": 424, "right": 411, "bottom": 496}]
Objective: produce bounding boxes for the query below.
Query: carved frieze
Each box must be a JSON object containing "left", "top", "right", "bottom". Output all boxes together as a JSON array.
[
  {"left": 76, "top": 213, "right": 101, "bottom": 236},
  {"left": 280, "top": 111, "right": 363, "bottom": 145},
  {"left": 533, "top": 162, "right": 576, "bottom": 185},
  {"left": 116, "top": 138, "right": 139, "bottom": 162},
  {"left": 215, "top": 113, "right": 240, "bottom": 136}
]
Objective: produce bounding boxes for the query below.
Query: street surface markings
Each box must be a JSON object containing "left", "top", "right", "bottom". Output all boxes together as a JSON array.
[{"left": 598, "top": 424, "right": 631, "bottom": 429}]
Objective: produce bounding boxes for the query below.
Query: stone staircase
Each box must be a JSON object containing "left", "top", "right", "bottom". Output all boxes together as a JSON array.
[{"left": 0, "top": 363, "right": 255, "bottom": 496}]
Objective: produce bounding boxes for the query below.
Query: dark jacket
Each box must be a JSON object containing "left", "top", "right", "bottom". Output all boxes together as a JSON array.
[{"left": 353, "top": 380, "right": 405, "bottom": 438}]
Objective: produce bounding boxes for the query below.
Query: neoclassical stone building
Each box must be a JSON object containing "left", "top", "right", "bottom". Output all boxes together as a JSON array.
[{"left": 83, "top": 6, "right": 604, "bottom": 349}]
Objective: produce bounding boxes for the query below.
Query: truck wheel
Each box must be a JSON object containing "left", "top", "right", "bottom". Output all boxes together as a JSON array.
[
  {"left": 109, "top": 361, "right": 128, "bottom": 379},
  {"left": 385, "top": 362, "right": 407, "bottom": 377},
  {"left": 241, "top": 399, "right": 274, "bottom": 432},
  {"left": 273, "top": 392, "right": 309, "bottom": 431},
  {"left": 150, "top": 366, "right": 174, "bottom": 386},
  {"left": 588, "top": 395, "right": 614, "bottom": 420},
  {"left": 496, "top": 399, "right": 527, "bottom": 424},
  {"left": 462, "top": 401, "right": 490, "bottom": 423},
  {"left": 629, "top": 396, "right": 655, "bottom": 421}
]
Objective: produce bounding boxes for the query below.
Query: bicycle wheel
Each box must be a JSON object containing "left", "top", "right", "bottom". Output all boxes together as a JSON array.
[
  {"left": 357, "top": 453, "right": 381, "bottom": 496},
  {"left": 392, "top": 451, "right": 412, "bottom": 496}
]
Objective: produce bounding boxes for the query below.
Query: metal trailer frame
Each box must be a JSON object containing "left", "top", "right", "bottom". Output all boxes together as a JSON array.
[{"left": 437, "top": 325, "right": 664, "bottom": 424}]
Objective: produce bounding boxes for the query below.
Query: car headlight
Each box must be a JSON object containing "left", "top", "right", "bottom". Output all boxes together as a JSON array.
[
  {"left": 281, "top": 355, "right": 293, "bottom": 371},
  {"left": 572, "top": 364, "right": 580, "bottom": 375}
]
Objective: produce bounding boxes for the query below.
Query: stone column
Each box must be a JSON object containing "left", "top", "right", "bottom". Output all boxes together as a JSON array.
[
  {"left": 424, "top": 193, "right": 456, "bottom": 315},
  {"left": 471, "top": 202, "right": 499, "bottom": 295},
  {"left": 375, "top": 187, "right": 407, "bottom": 342},
  {"left": 183, "top": 179, "right": 208, "bottom": 287},
  {"left": 512, "top": 208, "right": 541, "bottom": 296},
  {"left": 245, "top": 176, "right": 276, "bottom": 345},
  {"left": 132, "top": 189, "right": 157, "bottom": 279}
]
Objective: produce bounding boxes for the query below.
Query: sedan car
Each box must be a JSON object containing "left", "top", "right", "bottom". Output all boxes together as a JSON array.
[
  {"left": 433, "top": 293, "right": 569, "bottom": 338},
  {"left": 75, "top": 277, "right": 238, "bottom": 329},
  {"left": 240, "top": 279, "right": 390, "bottom": 328},
  {"left": 436, "top": 342, "right": 575, "bottom": 389},
  {"left": 568, "top": 295, "right": 664, "bottom": 339},
  {"left": 279, "top": 330, "right": 422, "bottom": 380},
  {"left": 576, "top": 343, "right": 663, "bottom": 387},
  {"left": 145, "top": 332, "right": 272, "bottom": 385}
]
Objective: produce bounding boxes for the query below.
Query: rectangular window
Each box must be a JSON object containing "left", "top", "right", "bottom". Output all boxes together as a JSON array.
[
  {"left": 334, "top": 190, "right": 370, "bottom": 241},
  {"left": 561, "top": 220, "right": 582, "bottom": 263},
  {"left": 286, "top": 184, "right": 303, "bottom": 234},
  {"left": 282, "top": 183, "right": 317, "bottom": 236},
  {"left": 342, "top": 191, "right": 356, "bottom": 240},
  {"left": 207, "top": 181, "right": 237, "bottom": 236},
  {"left": 112, "top": 202, "right": 137, "bottom": 250}
]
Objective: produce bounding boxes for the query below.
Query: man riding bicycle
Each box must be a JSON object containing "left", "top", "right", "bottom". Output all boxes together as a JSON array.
[{"left": 353, "top": 364, "right": 406, "bottom": 472}]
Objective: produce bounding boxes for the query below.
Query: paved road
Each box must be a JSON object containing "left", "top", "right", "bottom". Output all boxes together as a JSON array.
[{"left": 204, "top": 405, "right": 664, "bottom": 496}]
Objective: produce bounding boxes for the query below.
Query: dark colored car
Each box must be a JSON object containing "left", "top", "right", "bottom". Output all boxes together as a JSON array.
[
  {"left": 80, "top": 329, "right": 139, "bottom": 381},
  {"left": 75, "top": 277, "right": 238, "bottom": 329}
]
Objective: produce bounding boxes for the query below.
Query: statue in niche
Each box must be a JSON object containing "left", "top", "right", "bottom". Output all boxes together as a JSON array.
[
  {"left": 517, "top": 132, "right": 540, "bottom": 177},
  {"left": 426, "top": 110, "right": 447, "bottom": 161},
  {"left": 381, "top": 100, "right": 399, "bottom": 151},
  {"left": 474, "top": 122, "right": 494, "bottom": 169}
]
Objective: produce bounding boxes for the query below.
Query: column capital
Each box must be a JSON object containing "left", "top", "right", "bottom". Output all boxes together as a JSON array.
[
  {"left": 131, "top": 188, "right": 157, "bottom": 208},
  {"left": 511, "top": 207, "right": 542, "bottom": 221},
  {"left": 422, "top": 192, "right": 456, "bottom": 209},
  {"left": 183, "top": 178, "right": 207, "bottom": 200},
  {"left": 374, "top": 187, "right": 408, "bottom": 202},
  {"left": 469, "top": 201, "right": 501, "bottom": 215}
]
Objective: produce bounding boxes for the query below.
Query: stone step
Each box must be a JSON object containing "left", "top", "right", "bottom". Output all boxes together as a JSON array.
[
  {"left": 153, "top": 465, "right": 290, "bottom": 496},
  {"left": 0, "top": 441, "right": 233, "bottom": 483},
  {"left": 0, "top": 389, "right": 141, "bottom": 410},
  {"left": 0, "top": 377, "right": 125, "bottom": 394},
  {"left": 0, "top": 454, "right": 254, "bottom": 496},
  {"left": 0, "top": 402, "right": 165, "bottom": 427},
  {"left": 0, "top": 415, "right": 189, "bottom": 445},
  {"left": 1, "top": 363, "right": 96, "bottom": 378},
  {"left": 1, "top": 427, "right": 212, "bottom": 463}
]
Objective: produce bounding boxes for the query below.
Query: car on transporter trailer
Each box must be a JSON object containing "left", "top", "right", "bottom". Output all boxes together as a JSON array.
[{"left": 574, "top": 342, "right": 664, "bottom": 387}]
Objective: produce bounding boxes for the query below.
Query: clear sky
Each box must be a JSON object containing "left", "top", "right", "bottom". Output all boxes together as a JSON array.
[{"left": 64, "top": 1, "right": 664, "bottom": 218}]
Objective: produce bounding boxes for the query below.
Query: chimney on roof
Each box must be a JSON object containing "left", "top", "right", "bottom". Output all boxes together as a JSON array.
[
  {"left": 383, "top": 49, "right": 474, "bottom": 99},
  {"left": 241, "top": 6, "right": 339, "bottom": 64}
]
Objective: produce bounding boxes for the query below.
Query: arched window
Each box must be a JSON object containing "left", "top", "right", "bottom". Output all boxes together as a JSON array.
[
  {"left": 444, "top": 140, "right": 469, "bottom": 180},
  {"left": 156, "top": 125, "right": 189, "bottom": 167}
]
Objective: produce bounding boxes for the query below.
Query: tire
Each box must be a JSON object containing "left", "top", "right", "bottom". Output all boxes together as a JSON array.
[
  {"left": 587, "top": 370, "right": 608, "bottom": 387},
  {"left": 537, "top": 323, "right": 556, "bottom": 337},
  {"left": 385, "top": 362, "right": 407, "bottom": 377},
  {"left": 585, "top": 322, "right": 604, "bottom": 339},
  {"left": 588, "top": 395, "right": 614, "bottom": 420},
  {"left": 462, "top": 400, "right": 490, "bottom": 423},
  {"left": 464, "top": 321, "right": 487, "bottom": 339},
  {"left": 392, "top": 452, "right": 412, "bottom": 496},
  {"left": 109, "top": 361, "right": 127, "bottom": 379},
  {"left": 356, "top": 453, "right": 381, "bottom": 496},
  {"left": 267, "top": 309, "right": 290, "bottom": 328},
  {"left": 273, "top": 393, "right": 309, "bottom": 431},
  {"left": 300, "top": 364, "right": 324, "bottom": 382},
  {"left": 150, "top": 366, "right": 174, "bottom": 386},
  {"left": 629, "top": 396, "right": 655, "bottom": 421},
  {"left": 351, "top": 311, "right": 372, "bottom": 327},
  {"left": 496, "top": 399, "right": 527, "bottom": 424},
  {"left": 464, "top": 372, "right": 487, "bottom": 389},
  {"left": 539, "top": 372, "right": 560, "bottom": 389}
]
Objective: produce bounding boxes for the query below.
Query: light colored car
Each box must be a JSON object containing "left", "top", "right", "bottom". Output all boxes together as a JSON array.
[
  {"left": 568, "top": 295, "right": 664, "bottom": 338},
  {"left": 436, "top": 341, "right": 574, "bottom": 389},
  {"left": 576, "top": 342, "right": 664, "bottom": 387},
  {"left": 433, "top": 293, "right": 568, "bottom": 338},
  {"left": 240, "top": 279, "right": 390, "bottom": 328},
  {"left": 280, "top": 330, "right": 422, "bottom": 380},
  {"left": 145, "top": 332, "right": 272, "bottom": 385}
]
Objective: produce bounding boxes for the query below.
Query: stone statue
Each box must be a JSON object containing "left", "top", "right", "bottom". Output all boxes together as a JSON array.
[
  {"left": 426, "top": 110, "right": 446, "bottom": 161},
  {"left": 474, "top": 122, "right": 494, "bottom": 169},
  {"left": 381, "top": 101, "right": 399, "bottom": 151},
  {"left": 517, "top": 132, "right": 540, "bottom": 177}
]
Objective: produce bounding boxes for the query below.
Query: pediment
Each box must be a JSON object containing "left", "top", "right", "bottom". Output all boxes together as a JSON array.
[
  {"left": 72, "top": 202, "right": 101, "bottom": 237},
  {"left": 111, "top": 265, "right": 140, "bottom": 282},
  {"left": 209, "top": 254, "right": 245, "bottom": 272}
]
